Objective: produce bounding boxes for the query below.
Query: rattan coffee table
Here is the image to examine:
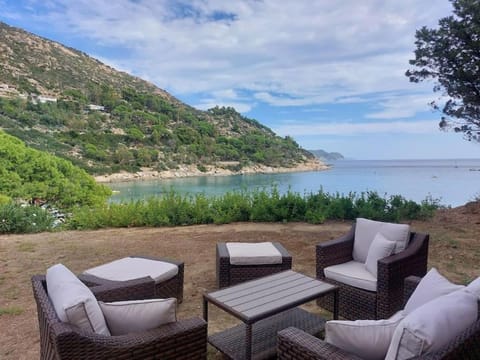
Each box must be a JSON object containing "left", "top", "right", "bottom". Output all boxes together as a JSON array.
[{"left": 203, "top": 270, "right": 338, "bottom": 360}]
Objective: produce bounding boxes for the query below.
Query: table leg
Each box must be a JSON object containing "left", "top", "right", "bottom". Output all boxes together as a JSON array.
[
  {"left": 333, "top": 288, "right": 339, "bottom": 320},
  {"left": 245, "top": 323, "right": 252, "bottom": 360},
  {"left": 203, "top": 296, "right": 208, "bottom": 322}
]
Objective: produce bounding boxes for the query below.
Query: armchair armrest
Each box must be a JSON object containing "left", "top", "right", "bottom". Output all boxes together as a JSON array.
[
  {"left": 403, "top": 275, "right": 421, "bottom": 306},
  {"left": 316, "top": 225, "right": 355, "bottom": 279},
  {"left": 277, "top": 327, "right": 363, "bottom": 360},
  {"left": 273, "top": 242, "right": 293, "bottom": 270},
  {"left": 216, "top": 242, "right": 230, "bottom": 288},
  {"left": 56, "top": 317, "right": 207, "bottom": 360},
  {"left": 376, "top": 232, "right": 429, "bottom": 318}
]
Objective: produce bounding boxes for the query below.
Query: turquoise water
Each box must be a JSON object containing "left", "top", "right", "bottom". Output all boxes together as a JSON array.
[{"left": 108, "top": 159, "right": 480, "bottom": 207}]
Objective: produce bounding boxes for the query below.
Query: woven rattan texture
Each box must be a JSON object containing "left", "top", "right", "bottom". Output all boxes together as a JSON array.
[
  {"left": 32, "top": 275, "right": 207, "bottom": 359},
  {"left": 216, "top": 242, "right": 292, "bottom": 288},
  {"left": 316, "top": 224, "right": 429, "bottom": 320},
  {"left": 209, "top": 308, "right": 325, "bottom": 360}
]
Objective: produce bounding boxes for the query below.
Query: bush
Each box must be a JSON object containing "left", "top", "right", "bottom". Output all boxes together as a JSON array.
[
  {"left": 0, "top": 203, "right": 54, "bottom": 234},
  {"left": 65, "top": 188, "right": 439, "bottom": 231}
]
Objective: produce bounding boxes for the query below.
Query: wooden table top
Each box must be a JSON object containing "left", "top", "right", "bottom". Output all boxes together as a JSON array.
[{"left": 204, "top": 270, "right": 337, "bottom": 324}]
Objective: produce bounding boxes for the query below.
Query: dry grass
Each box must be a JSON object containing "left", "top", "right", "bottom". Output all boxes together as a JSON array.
[{"left": 0, "top": 204, "right": 479, "bottom": 359}]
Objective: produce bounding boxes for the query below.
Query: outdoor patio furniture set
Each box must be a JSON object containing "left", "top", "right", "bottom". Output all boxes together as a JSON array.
[{"left": 32, "top": 218, "right": 480, "bottom": 359}]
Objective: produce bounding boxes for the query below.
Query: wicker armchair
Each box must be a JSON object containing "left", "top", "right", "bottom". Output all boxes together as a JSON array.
[
  {"left": 316, "top": 224, "right": 429, "bottom": 320},
  {"left": 32, "top": 274, "right": 207, "bottom": 360},
  {"left": 278, "top": 276, "right": 480, "bottom": 360},
  {"left": 216, "top": 242, "right": 292, "bottom": 288}
]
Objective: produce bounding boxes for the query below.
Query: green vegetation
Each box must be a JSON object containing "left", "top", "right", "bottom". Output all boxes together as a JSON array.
[
  {"left": 0, "top": 306, "right": 24, "bottom": 316},
  {"left": 0, "top": 203, "right": 54, "bottom": 234},
  {"left": 67, "top": 189, "right": 439, "bottom": 230},
  {"left": 0, "top": 93, "right": 309, "bottom": 174},
  {"left": 0, "top": 131, "right": 111, "bottom": 208}
]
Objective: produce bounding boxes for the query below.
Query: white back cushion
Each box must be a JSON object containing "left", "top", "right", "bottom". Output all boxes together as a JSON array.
[
  {"left": 365, "top": 232, "right": 396, "bottom": 278},
  {"left": 99, "top": 298, "right": 177, "bottom": 335},
  {"left": 326, "top": 311, "right": 404, "bottom": 360},
  {"left": 466, "top": 276, "right": 480, "bottom": 300},
  {"left": 385, "top": 290, "right": 478, "bottom": 360},
  {"left": 46, "top": 264, "right": 110, "bottom": 335},
  {"left": 226, "top": 242, "right": 282, "bottom": 265},
  {"left": 403, "top": 267, "right": 464, "bottom": 314},
  {"left": 353, "top": 218, "right": 410, "bottom": 263},
  {"left": 324, "top": 260, "right": 377, "bottom": 292},
  {"left": 84, "top": 257, "right": 178, "bottom": 283}
]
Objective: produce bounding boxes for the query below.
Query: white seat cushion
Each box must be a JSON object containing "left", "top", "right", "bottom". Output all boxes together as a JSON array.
[
  {"left": 353, "top": 218, "right": 410, "bottom": 263},
  {"left": 226, "top": 242, "right": 282, "bottom": 265},
  {"left": 99, "top": 298, "right": 177, "bottom": 336},
  {"left": 326, "top": 311, "right": 405, "bottom": 360},
  {"left": 46, "top": 264, "right": 110, "bottom": 335},
  {"left": 83, "top": 257, "right": 178, "bottom": 284},
  {"left": 365, "top": 232, "right": 396, "bottom": 278},
  {"left": 386, "top": 289, "right": 478, "bottom": 359},
  {"left": 403, "top": 267, "right": 464, "bottom": 314},
  {"left": 324, "top": 260, "right": 377, "bottom": 292}
]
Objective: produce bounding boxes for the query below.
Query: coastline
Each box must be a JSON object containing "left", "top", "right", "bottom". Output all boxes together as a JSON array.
[{"left": 94, "top": 158, "right": 329, "bottom": 183}]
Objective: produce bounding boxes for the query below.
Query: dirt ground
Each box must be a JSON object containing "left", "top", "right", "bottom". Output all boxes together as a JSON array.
[{"left": 1, "top": 202, "right": 479, "bottom": 359}]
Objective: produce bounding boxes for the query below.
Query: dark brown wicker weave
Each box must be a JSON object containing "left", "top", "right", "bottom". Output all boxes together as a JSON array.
[
  {"left": 216, "top": 242, "right": 292, "bottom": 288},
  {"left": 316, "top": 224, "right": 429, "bottom": 320},
  {"left": 32, "top": 274, "right": 207, "bottom": 360},
  {"left": 277, "top": 276, "right": 480, "bottom": 360},
  {"left": 81, "top": 255, "right": 184, "bottom": 303}
]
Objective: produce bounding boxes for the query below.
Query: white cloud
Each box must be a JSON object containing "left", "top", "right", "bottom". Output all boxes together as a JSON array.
[
  {"left": 366, "top": 93, "right": 440, "bottom": 119},
  {"left": 4, "top": 0, "right": 453, "bottom": 119},
  {"left": 274, "top": 120, "right": 439, "bottom": 137}
]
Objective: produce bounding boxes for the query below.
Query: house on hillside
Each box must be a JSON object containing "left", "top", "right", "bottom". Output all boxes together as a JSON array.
[
  {"left": 37, "top": 95, "right": 57, "bottom": 103},
  {"left": 87, "top": 104, "right": 105, "bottom": 111}
]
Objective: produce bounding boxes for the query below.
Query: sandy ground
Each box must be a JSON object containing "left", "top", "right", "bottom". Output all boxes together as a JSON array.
[{"left": 0, "top": 202, "right": 479, "bottom": 359}]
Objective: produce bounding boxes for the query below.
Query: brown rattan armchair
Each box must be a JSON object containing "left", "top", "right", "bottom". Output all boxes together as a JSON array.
[
  {"left": 316, "top": 224, "right": 429, "bottom": 320},
  {"left": 32, "top": 274, "right": 207, "bottom": 360},
  {"left": 277, "top": 276, "right": 480, "bottom": 360}
]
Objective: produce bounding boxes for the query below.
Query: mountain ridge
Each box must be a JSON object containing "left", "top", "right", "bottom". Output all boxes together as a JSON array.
[{"left": 0, "top": 21, "right": 325, "bottom": 178}]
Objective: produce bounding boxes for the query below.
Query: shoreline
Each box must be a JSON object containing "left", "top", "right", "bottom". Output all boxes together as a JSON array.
[{"left": 94, "top": 158, "right": 329, "bottom": 183}]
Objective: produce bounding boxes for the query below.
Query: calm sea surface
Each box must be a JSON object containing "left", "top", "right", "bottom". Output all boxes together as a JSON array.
[{"left": 108, "top": 159, "right": 480, "bottom": 207}]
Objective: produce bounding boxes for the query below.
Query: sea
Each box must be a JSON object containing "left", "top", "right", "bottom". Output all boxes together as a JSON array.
[{"left": 108, "top": 159, "right": 480, "bottom": 207}]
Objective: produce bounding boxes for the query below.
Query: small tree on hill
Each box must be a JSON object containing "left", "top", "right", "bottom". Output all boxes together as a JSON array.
[{"left": 406, "top": 0, "right": 480, "bottom": 141}]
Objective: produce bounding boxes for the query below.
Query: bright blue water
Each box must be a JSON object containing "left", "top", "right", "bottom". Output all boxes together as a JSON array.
[{"left": 108, "top": 159, "right": 480, "bottom": 207}]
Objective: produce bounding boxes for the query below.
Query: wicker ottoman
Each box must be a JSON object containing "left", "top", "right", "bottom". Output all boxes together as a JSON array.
[
  {"left": 216, "top": 242, "right": 292, "bottom": 288},
  {"left": 82, "top": 255, "right": 184, "bottom": 303}
]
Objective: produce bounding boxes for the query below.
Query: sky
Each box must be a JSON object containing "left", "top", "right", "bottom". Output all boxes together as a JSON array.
[{"left": 1, "top": 0, "right": 479, "bottom": 160}]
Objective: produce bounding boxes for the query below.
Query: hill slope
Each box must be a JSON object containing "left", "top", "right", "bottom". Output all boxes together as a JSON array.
[
  {"left": 309, "top": 149, "right": 344, "bottom": 162},
  {"left": 0, "top": 21, "right": 322, "bottom": 177}
]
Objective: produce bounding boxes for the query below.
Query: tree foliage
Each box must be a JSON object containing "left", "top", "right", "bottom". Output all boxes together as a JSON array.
[
  {"left": 406, "top": 0, "right": 480, "bottom": 141},
  {"left": 0, "top": 131, "right": 111, "bottom": 207}
]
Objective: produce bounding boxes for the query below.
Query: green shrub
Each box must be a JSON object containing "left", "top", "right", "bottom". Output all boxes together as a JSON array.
[
  {"left": 0, "top": 194, "right": 11, "bottom": 204},
  {"left": 65, "top": 189, "right": 439, "bottom": 231},
  {"left": 0, "top": 203, "right": 54, "bottom": 234}
]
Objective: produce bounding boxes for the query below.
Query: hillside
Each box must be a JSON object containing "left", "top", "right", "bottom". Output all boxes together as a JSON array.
[
  {"left": 0, "top": 21, "right": 321, "bottom": 177},
  {"left": 309, "top": 149, "right": 344, "bottom": 162}
]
